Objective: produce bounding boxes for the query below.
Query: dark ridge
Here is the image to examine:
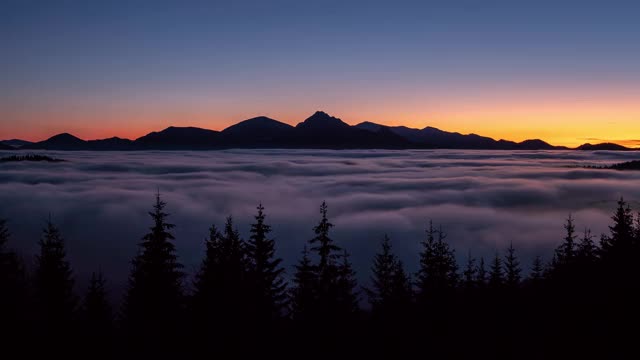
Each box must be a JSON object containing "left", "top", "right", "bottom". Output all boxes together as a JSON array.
[
  {"left": 221, "top": 116, "right": 295, "bottom": 147},
  {"left": 576, "top": 142, "right": 631, "bottom": 151},
  {"left": 0, "top": 154, "right": 65, "bottom": 162},
  {"left": 16, "top": 111, "right": 632, "bottom": 151},
  {"left": 1, "top": 139, "right": 33, "bottom": 148},
  {"left": 23, "top": 133, "right": 87, "bottom": 150},
  {"left": 135, "top": 126, "right": 221, "bottom": 149},
  {"left": 609, "top": 160, "right": 640, "bottom": 170}
]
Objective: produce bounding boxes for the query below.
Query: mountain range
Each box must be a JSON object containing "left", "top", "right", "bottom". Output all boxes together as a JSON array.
[{"left": 1, "top": 111, "right": 636, "bottom": 151}]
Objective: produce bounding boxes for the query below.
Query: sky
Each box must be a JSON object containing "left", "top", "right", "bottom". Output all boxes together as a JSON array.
[{"left": 1, "top": 0, "right": 639, "bottom": 146}]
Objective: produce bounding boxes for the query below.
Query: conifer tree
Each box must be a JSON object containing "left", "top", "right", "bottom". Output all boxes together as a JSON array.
[
  {"left": 290, "top": 246, "right": 317, "bottom": 322},
  {"left": 488, "top": 252, "right": 503, "bottom": 289},
  {"left": 83, "top": 272, "right": 112, "bottom": 340},
  {"left": 556, "top": 214, "right": 577, "bottom": 266},
  {"left": 529, "top": 256, "right": 544, "bottom": 283},
  {"left": 246, "top": 203, "right": 287, "bottom": 322},
  {"left": 577, "top": 228, "right": 598, "bottom": 263},
  {"left": 368, "top": 234, "right": 396, "bottom": 310},
  {"left": 504, "top": 242, "right": 521, "bottom": 289},
  {"left": 390, "top": 259, "right": 412, "bottom": 309},
  {"left": 634, "top": 212, "right": 640, "bottom": 245},
  {"left": 309, "top": 201, "right": 342, "bottom": 316},
  {"left": 0, "top": 219, "right": 27, "bottom": 337},
  {"left": 600, "top": 197, "right": 634, "bottom": 258},
  {"left": 336, "top": 250, "right": 359, "bottom": 317},
  {"left": 310, "top": 201, "right": 341, "bottom": 276},
  {"left": 367, "top": 234, "right": 413, "bottom": 322},
  {"left": 35, "top": 217, "right": 77, "bottom": 326},
  {"left": 122, "top": 192, "right": 184, "bottom": 342},
  {"left": 416, "top": 220, "right": 437, "bottom": 298},
  {"left": 476, "top": 257, "right": 487, "bottom": 287},
  {"left": 463, "top": 251, "right": 477, "bottom": 290},
  {"left": 191, "top": 224, "right": 221, "bottom": 329}
]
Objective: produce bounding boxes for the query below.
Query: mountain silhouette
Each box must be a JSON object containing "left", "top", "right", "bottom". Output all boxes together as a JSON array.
[
  {"left": 13, "top": 111, "right": 635, "bottom": 151},
  {"left": 0, "top": 139, "right": 33, "bottom": 148},
  {"left": 576, "top": 142, "right": 630, "bottom": 151},
  {"left": 88, "top": 137, "right": 137, "bottom": 150},
  {"left": 291, "top": 111, "right": 408, "bottom": 148},
  {"left": 355, "top": 121, "right": 559, "bottom": 150},
  {"left": 23, "top": 133, "right": 87, "bottom": 150},
  {"left": 135, "top": 126, "right": 221, "bottom": 149},
  {"left": 221, "top": 116, "right": 295, "bottom": 147}
]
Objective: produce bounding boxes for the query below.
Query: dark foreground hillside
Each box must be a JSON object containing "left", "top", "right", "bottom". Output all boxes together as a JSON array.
[{"left": 1, "top": 195, "right": 640, "bottom": 359}]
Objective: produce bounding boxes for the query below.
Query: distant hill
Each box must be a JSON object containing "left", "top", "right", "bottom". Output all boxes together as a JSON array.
[
  {"left": 0, "top": 143, "right": 14, "bottom": 150},
  {"left": 135, "top": 127, "right": 221, "bottom": 149},
  {"left": 23, "top": 133, "right": 87, "bottom": 150},
  {"left": 610, "top": 160, "right": 640, "bottom": 170},
  {"left": 221, "top": 116, "right": 295, "bottom": 147},
  {"left": 355, "top": 121, "right": 559, "bottom": 150},
  {"left": 0, "top": 154, "right": 64, "bottom": 162},
  {"left": 576, "top": 143, "right": 631, "bottom": 151},
  {"left": 1, "top": 139, "right": 33, "bottom": 148},
  {"left": 292, "top": 112, "right": 408, "bottom": 148},
  {"left": 88, "top": 137, "right": 137, "bottom": 150},
  {"left": 14, "top": 110, "right": 633, "bottom": 151}
]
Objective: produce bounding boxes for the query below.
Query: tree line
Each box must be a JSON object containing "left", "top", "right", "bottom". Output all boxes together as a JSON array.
[{"left": 2, "top": 195, "right": 640, "bottom": 359}]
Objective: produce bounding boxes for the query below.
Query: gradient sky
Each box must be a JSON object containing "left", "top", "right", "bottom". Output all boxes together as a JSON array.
[{"left": 1, "top": 0, "right": 639, "bottom": 146}]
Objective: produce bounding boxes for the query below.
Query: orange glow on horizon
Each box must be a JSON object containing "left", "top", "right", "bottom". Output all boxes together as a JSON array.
[{"left": 3, "top": 96, "right": 639, "bottom": 148}]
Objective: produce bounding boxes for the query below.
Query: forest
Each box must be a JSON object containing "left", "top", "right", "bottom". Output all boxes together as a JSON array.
[{"left": 1, "top": 194, "right": 639, "bottom": 359}]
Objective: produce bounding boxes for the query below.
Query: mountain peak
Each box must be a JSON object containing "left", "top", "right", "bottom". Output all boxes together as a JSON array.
[
  {"left": 47, "top": 133, "right": 85, "bottom": 143},
  {"left": 297, "top": 111, "right": 350, "bottom": 129}
]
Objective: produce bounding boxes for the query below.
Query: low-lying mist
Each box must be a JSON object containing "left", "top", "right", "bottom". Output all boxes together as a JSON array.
[{"left": 2, "top": 149, "right": 639, "bottom": 296}]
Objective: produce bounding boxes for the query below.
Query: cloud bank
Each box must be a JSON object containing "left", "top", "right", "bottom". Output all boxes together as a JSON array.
[{"left": 1, "top": 149, "right": 640, "bottom": 297}]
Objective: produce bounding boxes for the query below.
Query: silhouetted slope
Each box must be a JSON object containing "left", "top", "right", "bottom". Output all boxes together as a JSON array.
[
  {"left": 1, "top": 139, "right": 32, "bottom": 148},
  {"left": 0, "top": 143, "right": 14, "bottom": 150},
  {"left": 609, "top": 160, "right": 640, "bottom": 170},
  {"left": 221, "top": 116, "right": 295, "bottom": 147},
  {"left": 15, "top": 112, "right": 631, "bottom": 151},
  {"left": 135, "top": 126, "right": 221, "bottom": 149},
  {"left": 576, "top": 142, "right": 631, "bottom": 151},
  {"left": 24, "top": 133, "right": 87, "bottom": 150},
  {"left": 293, "top": 111, "right": 408, "bottom": 148},
  {"left": 356, "top": 121, "right": 561, "bottom": 150},
  {"left": 88, "top": 137, "right": 137, "bottom": 150}
]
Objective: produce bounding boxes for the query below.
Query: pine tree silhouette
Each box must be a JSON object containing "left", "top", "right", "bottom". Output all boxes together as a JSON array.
[
  {"left": 416, "top": 221, "right": 458, "bottom": 301},
  {"left": 463, "top": 251, "right": 477, "bottom": 290},
  {"left": 488, "top": 252, "right": 503, "bottom": 289},
  {"left": 577, "top": 228, "right": 598, "bottom": 263},
  {"left": 336, "top": 249, "right": 359, "bottom": 317},
  {"left": 191, "top": 223, "right": 221, "bottom": 332},
  {"left": 367, "top": 234, "right": 411, "bottom": 319},
  {"left": 476, "top": 257, "right": 487, "bottom": 287},
  {"left": 0, "top": 218, "right": 28, "bottom": 346},
  {"left": 308, "top": 201, "right": 342, "bottom": 318},
  {"left": 290, "top": 245, "right": 317, "bottom": 322},
  {"left": 34, "top": 217, "right": 77, "bottom": 341},
  {"left": 246, "top": 203, "right": 287, "bottom": 323},
  {"left": 84, "top": 272, "right": 112, "bottom": 326},
  {"left": 416, "top": 220, "right": 437, "bottom": 300},
  {"left": 504, "top": 242, "right": 521, "bottom": 289},
  {"left": 310, "top": 201, "right": 341, "bottom": 272},
  {"left": 555, "top": 214, "right": 577, "bottom": 266},
  {"left": 529, "top": 256, "right": 544, "bottom": 283},
  {"left": 122, "top": 192, "right": 184, "bottom": 347},
  {"left": 601, "top": 198, "right": 635, "bottom": 258},
  {"left": 83, "top": 271, "right": 113, "bottom": 355}
]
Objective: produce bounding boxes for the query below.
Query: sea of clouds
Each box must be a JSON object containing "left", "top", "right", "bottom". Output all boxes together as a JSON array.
[{"left": 2, "top": 149, "right": 640, "bottom": 297}]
